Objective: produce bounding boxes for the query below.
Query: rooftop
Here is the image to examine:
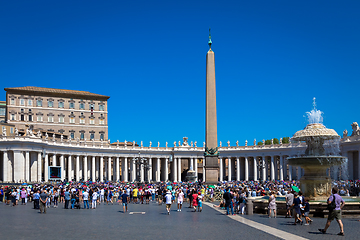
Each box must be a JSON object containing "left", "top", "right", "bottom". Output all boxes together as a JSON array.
[{"left": 4, "top": 86, "right": 110, "bottom": 100}]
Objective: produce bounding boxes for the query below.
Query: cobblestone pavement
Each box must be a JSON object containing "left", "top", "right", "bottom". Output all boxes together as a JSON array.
[{"left": 1, "top": 201, "right": 358, "bottom": 240}]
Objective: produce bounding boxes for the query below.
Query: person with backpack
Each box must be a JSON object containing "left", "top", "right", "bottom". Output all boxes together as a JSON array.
[{"left": 319, "top": 187, "right": 345, "bottom": 236}]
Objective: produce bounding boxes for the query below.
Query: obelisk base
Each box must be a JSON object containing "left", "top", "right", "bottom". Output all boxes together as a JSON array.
[{"left": 204, "top": 156, "right": 219, "bottom": 184}]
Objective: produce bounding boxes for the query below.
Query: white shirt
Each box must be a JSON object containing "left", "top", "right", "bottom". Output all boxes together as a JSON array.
[
  {"left": 92, "top": 192, "right": 98, "bottom": 200},
  {"left": 165, "top": 194, "right": 172, "bottom": 204},
  {"left": 83, "top": 192, "right": 89, "bottom": 201}
]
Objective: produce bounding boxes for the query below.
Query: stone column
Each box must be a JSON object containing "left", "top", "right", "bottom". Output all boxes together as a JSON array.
[
  {"left": 92, "top": 156, "right": 96, "bottom": 181},
  {"left": 131, "top": 158, "right": 136, "bottom": 182},
  {"left": 270, "top": 155, "right": 275, "bottom": 181},
  {"left": 228, "top": 157, "right": 232, "bottom": 181},
  {"left": 115, "top": 157, "right": 119, "bottom": 182},
  {"left": 219, "top": 158, "right": 223, "bottom": 181},
  {"left": 173, "top": 158, "right": 177, "bottom": 182},
  {"left": 52, "top": 155, "right": 56, "bottom": 166},
  {"left": 156, "top": 158, "right": 160, "bottom": 182},
  {"left": 194, "top": 158, "right": 198, "bottom": 179},
  {"left": 140, "top": 163, "right": 144, "bottom": 182},
  {"left": 75, "top": 155, "right": 79, "bottom": 181},
  {"left": 178, "top": 158, "right": 182, "bottom": 182},
  {"left": 108, "top": 157, "right": 112, "bottom": 181},
  {"left": 13, "top": 151, "right": 23, "bottom": 182},
  {"left": 37, "top": 152, "right": 42, "bottom": 182},
  {"left": 262, "top": 157, "right": 266, "bottom": 181},
  {"left": 190, "top": 158, "right": 194, "bottom": 170},
  {"left": 68, "top": 156, "right": 72, "bottom": 181},
  {"left": 25, "top": 151, "right": 30, "bottom": 181},
  {"left": 44, "top": 153, "right": 49, "bottom": 182},
  {"left": 83, "top": 156, "right": 88, "bottom": 181},
  {"left": 123, "top": 157, "right": 128, "bottom": 182},
  {"left": 236, "top": 157, "right": 240, "bottom": 181},
  {"left": 147, "top": 158, "right": 152, "bottom": 182},
  {"left": 253, "top": 157, "right": 258, "bottom": 181},
  {"left": 100, "top": 156, "right": 104, "bottom": 182},
  {"left": 165, "top": 158, "right": 169, "bottom": 181},
  {"left": 244, "top": 157, "right": 249, "bottom": 181},
  {"left": 3, "top": 151, "right": 9, "bottom": 182},
  {"left": 60, "top": 155, "right": 64, "bottom": 181},
  {"left": 279, "top": 156, "right": 284, "bottom": 181}
]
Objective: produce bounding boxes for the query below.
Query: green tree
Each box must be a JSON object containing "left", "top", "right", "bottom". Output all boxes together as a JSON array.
[
  {"left": 257, "top": 141, "right": 263, "bottom": 146},
  {"left": 282, "top": 137, "right": 290, "bottom": 144},
  {"left": 265, "top": 140, "right": 272, "bottom": 145},
  {"left": 273, "top": 138, "right": 279, "bottom": 144}
]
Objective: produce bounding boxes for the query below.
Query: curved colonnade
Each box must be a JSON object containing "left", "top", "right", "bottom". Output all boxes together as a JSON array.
[{"left": 0, "top": 136, "right": 359, "bottom": 183}]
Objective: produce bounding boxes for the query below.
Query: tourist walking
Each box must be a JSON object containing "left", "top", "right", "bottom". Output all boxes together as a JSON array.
[
  {"left": 223, "top": 188, "right": 234, "bottom": 215},
  {"left": 121, "top": 190, "right": 129, "bottom": 213},
  {"left": 285, "top": 189, "right": 294, "bottom": 218},
  {"left": 64, "top": 189, "right": 70, "bottom": 209},
  {"left": 268, "top": 191, "right": 276, "bottom": 218},
  {"left": 83, "top": 190, "right": 89, "bottom": 209},
  {"left": 192, "top": 190, "right": 198, "bottom": 212},
  {"left": 292, "top": 192, "right": 303, "bottom": 225},
  {"left": 33, "top": 190, "right": 40, "bottom": 209},
  {"left": 39, "top": 190, "right": 48, "bottom": 214},
  {"left": 319, "top": 187, "right": 345, "bottom": 236},
  {"left": 92, "top": 190, "right": 98, "bottom": 209},
  {"left": 177, "top": 189, "right": 184, "bottom": 212},
  {"left": 165, "top": 191, "right": 172, "bottom": 215}
]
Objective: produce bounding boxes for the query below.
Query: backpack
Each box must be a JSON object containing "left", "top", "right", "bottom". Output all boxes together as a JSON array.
[{"left": 327, "top": 195, "right": 336, "bottom": 211}]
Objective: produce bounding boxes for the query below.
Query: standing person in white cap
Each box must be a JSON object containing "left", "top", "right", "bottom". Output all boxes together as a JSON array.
[{"left": 165, "top": 190, "right": 172, "bottom": 215}]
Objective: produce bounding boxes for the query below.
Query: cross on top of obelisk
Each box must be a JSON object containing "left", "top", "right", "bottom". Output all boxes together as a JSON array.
[{"left": 208, "top": 28, "right": 212, "bottom": 49}]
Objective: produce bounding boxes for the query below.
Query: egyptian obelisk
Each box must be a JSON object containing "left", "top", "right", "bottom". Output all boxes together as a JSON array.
[{"left": 204, "top": 29, "right": 219, "bottom": 183}]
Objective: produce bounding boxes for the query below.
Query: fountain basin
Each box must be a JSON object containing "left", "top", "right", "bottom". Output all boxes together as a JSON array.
[{"left": 288, "top": 156, "right": 346, "bottom": 199}]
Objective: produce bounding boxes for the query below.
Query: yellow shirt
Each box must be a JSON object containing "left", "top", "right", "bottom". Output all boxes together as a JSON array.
[
  {"left": 201, "top": 189, "right": 205, "bottom": 195},
  {"left": 133, "top": 188, "right": 138, "bottom": 197}
]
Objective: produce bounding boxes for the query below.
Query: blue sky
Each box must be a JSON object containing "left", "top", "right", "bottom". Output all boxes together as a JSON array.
[{"left": 1, "top": 1, "right": 359, "bottom": 146}]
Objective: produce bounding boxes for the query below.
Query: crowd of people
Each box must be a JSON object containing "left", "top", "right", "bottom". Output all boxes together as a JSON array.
[{"left": 1, "top": 179, "right": 359, "bottom": 236}]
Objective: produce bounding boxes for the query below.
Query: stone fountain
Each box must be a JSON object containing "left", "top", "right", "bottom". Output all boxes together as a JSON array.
[{"left": 288, "top": 98, "right": 347, "bottom": 200}]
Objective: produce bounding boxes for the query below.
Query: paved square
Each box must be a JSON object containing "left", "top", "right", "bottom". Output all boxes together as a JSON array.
[{"left": 1, "top": 201, "right": 358, "bottom": 240}]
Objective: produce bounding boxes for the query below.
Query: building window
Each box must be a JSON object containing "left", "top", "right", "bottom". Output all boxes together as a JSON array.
[
  {"left": 80, "top": 118, "right": 85, "bottom": 124},
  {"left": 10, "top": 99, "right": 15, "bottom": 105},
  {"left": 80, "top": 103, "right": 85, "bottom": 110},
  {"left": 99, "top": 104, "right": 105, "bottom": 111},
  {"left": 37, "top": 100, "right": 42, "bottom": 107},
  {"left": 37, "top": 116, "right": 42, "bottom": 122},
  {"left": 59, "top": 116, "right": 64, "bottom": 123},
  {"left": 20, "top": 99, "right": 25, "bottom": 106},
  {"left": 99, "top": 119, "right": 104, "bottom": 125},
  {"left": 20, "top": 115, "right": 25, "bottom": 121},
  {"left": 0, "top": 108, "right": 5, "bottom": 116},
  {"left": 70, "top": 117, "right": 75, "bottom": 124},
  {"left": 80, "top": 132, "right": 84, "bottom": 140},
  {"left": 70, "top": 132, "right": 75, "bottom": 139},
  {"left": 10, "top": 127, "right": 14, "bottom": 134},
  {"left": 48, "top": 116, "right": 54, "bottom": 122},
  {"left": 28, "top": 99, "right": 32, "bottom": 106},
  {"left": 48, "top": 101, "right": 53, "bottom": 107},
  {"left": 100, "top": 133, "right": 104, "bottom": 140},
  {"left": 69, "top": 102, "right": 75, "bottom": 109},
  {"left": 90, "top": 133, "right": 95, "bottom": 140},
  {"left": 90, "top": 119, "right": 95, "bottom": 125},
  {"left": 11, "top": 114, "right": 16, "bottom": 120},
  {"left": 29, "top": 115, "right": 33, "bottom": 121},
  {"left": 58, "top": 102, "right": 64, "bottom": 108}
]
